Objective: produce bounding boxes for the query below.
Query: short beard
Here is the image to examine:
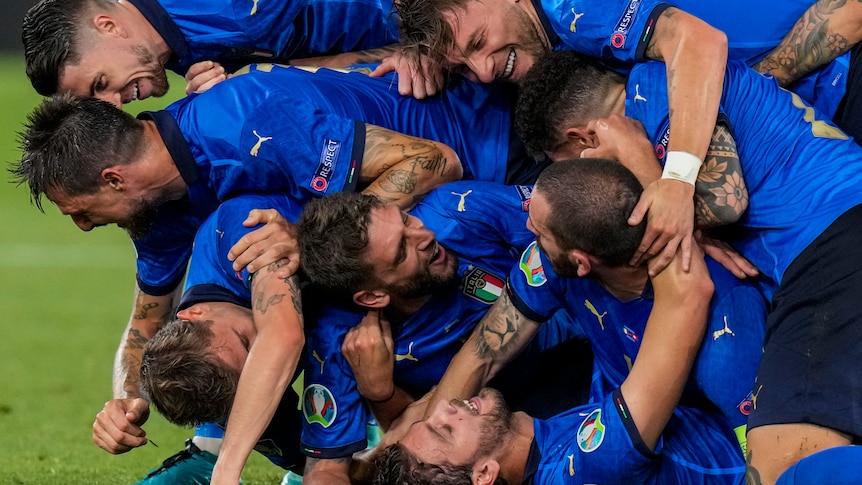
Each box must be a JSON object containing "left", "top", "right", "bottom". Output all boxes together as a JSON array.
[
  {"left": 472, "top": 388, "right": 513, "bottom": 461},
  {"left": 388, "top": 251, "right": 459, "bottom": 299},
  {"left": 134, "top": 45, "right": 170, "bottom": 98},
  {"left": 122, "top": 193, "right": 171, "bottom": 240}
]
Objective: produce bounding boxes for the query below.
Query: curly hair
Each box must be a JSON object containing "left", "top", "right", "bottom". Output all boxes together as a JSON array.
[
  {"left": 297, "top": 192, "right": 385, "bottom": 300},
  {"left": 373, "top": 443, "right": 509, "bottom": 485},
  {"left": 140, "top": 319, "right": 239, "bottom": 427},
  {"left": 22, "top": 0, "right": 110, "bottom": 96},
  {"left": 11, "top": 93, "right": 144, "bottom": 211},
  {"left": 515, "top": 50, "right": 625, "bottom": 157},
  {"left": 535, "top": 158, "right": 645, "bottom": 267}
]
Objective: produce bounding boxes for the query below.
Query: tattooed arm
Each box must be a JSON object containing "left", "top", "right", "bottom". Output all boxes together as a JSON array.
[
  {"left": 423, "top": 291, "right": 541, "bottom": 416},
  {"left": 290, "top": 45, "right": 401, "bottom": 69},
  {"left": 694, "top": 122, "right": 748, "bottom": 227},
  {"left": 211, "top": 263, "right": 305, "bottom": 485},
  {"left": 92, "top": 284, "right": 178, "bottom": 454},
  {"left": 358, "top": 124, "right": 463, "bottom": 210},
  {"left": 754, "top": 0, "right": 862, "bottom": 86}
]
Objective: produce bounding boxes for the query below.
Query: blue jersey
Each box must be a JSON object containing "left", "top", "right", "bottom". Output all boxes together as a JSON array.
[
  {"left": 300, "top": 182, "right": 578, "bottom": 458},
  {"left": 526, "top": 391, "right": 745, "bottom": 484},
  {"left": 625, "top": 60, "right": 862, "bottom": 299},
  {"left": 534, "top": 0, "right": 847, "bottom": 117},
  {"left": 131, "top": 64, "right": 514, "bottom": 294},
  {"left": 508, "top": 242, "right": 765, "bottom": 449},
  {"left": 127, "top": 0, "right": 399, "bottom": 75}
]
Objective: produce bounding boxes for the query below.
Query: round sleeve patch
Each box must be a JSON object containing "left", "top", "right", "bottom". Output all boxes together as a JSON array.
[
  {"left": 519, "top": 241, "right": 547, "bottom": 287},
  {"left": 577, "top": 409, "right": 606, "bottom": 453}
]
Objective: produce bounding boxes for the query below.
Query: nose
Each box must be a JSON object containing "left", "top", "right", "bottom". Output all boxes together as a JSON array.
[
  {"left": 466, "top": 55, "right": 495, "bottom": 83},
  {"left": 72, "top": 215, "right": 95, "bottom": 232},
  {"left": 408, "top": 223, "right": 435, "bottom": 251},
  {"left": 427, "top": 399, "right": 459, "bottom": 425}
]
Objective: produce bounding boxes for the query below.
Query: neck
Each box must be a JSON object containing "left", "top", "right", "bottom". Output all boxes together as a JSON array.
[
  {"left": 498, "top": 412, "right": 536, "bottom": 483},
  {"left": 119, "top": 0, "right": 173, "bottom": 63},
  {"left": 521, "top": 0, "right": 552, "bottom": 51},
  {"left": 592, "top": 264, "right": 649, "bottom": 301},
  {"left": 382, "top": 294, "right": 433, "bottom": 322},
  {"left": 608, "top": 83, "right": 628, "bottom": 116},
  {"left": 138, "top": 120, "right": 187, "bottom": 200}
]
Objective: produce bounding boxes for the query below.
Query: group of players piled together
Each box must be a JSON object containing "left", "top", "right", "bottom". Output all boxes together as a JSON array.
[{"left": 14, "top": 0, "right": 862, "bottom": 483}]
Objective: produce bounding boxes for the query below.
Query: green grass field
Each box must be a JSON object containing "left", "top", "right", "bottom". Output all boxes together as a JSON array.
[{"left": 0, "top": 55, "right": 285, "bottom": 484}]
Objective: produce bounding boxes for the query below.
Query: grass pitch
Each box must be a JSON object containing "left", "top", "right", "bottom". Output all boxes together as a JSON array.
[{"left": 0, "top": 55, "right": 285, "bottom": 484}]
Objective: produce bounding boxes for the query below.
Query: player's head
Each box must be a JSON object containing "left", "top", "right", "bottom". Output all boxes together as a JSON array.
[
  {"left": 141, "top": 300, "right": 255, "bottom": 426},
  {"left": 299, "top": 192, "right": 458, "bottom": 308},
  {"left": 515, "top": 50, "right": 624, "bottom": 159},
  {"left": 396, "top": 0, "right": 548, "bottom": 84},
  {"left": 23, "top": 0, "right": 170, "bottom": 106},
  {"left": 528, "top": 159, "right": 645, "bottom": 276},
  {"left": 373, "top": 388, "right": 513, "bottom": 485},
  {"left": 13, "top": 94, "right": 167, "bottom": 237}
]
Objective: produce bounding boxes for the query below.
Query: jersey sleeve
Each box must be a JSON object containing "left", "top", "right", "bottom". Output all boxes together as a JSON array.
[
  {"left": 300, "top": 306, "right": 369, "bottom": 458},
  {"left": 506, "top": 241, "right": 567, "bottom": 322},
  {"left": 543, "top": 0, "right": 672, "bottom": 70}
]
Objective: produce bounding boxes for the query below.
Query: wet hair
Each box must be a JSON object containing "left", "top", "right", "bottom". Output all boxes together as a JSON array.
[
  {"left": 395, "top": 0, "right": 473, "bottom": 63},
  {"left": 372, "top": 443, "right": 509, "bottom": 485}
]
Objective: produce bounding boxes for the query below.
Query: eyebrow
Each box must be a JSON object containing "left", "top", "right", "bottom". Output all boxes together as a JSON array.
[
  {"left": 424, "top": 422, "right": 447, "bottom": 441},
  {"left": 393, "top": 213, "right": 409, "bottom": 265}
]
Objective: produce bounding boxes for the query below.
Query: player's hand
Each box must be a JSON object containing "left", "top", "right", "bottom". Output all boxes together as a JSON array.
[
  {"left": 185, "top": 61, "right": 230, "bottom": 94},
  {"left": 581, "top": 115, "right": 652, "bottom": 160},
  {"left": 629, "top": 178, "right": 696, "bottom": 276},
  {"left": 370, "top": 47, "right": 444, "bottom": 99},
  {"left": 342, "top": 309, "right": 396, "bottom": 402},
  {"left": 695, "top": 231, "right": 759, "bottom": 279},
  {"left": 92, "top": 398, "right": 151, "bottom": 454},
  {"left": 228, "top": 209, "right": 299, "bottom": 278}
]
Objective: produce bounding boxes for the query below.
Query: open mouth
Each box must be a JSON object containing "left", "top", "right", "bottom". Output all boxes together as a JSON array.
[
  {"left": 463, "top": 398, "right": 480, "bottom": 415},
  {"left": 502, "top": 49, "right": 516, "bottom": 79},
  {"left": 429, "top": 240, "right": 444, "bottom": 264}
]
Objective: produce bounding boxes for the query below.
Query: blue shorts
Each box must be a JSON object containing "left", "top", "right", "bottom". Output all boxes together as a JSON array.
[{"left": 748, "top": 204, "right": 862, "bottom": 438}]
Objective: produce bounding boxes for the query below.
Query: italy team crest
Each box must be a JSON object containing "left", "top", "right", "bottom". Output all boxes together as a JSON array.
[
  {"left": 463, "top": 267, "right": 504, "bottom": 303},
  {"left": 519, "top": 241, "right": 547, "bottom": 287},
  {"left": 302, "top": 384, "right": 337, "bottom": 427},
  {"left": 577, "top": 409, "right": 606, "bottom": 453}
]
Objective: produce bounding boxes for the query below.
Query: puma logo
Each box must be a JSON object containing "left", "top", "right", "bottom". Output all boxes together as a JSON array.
[
  {"left": 395, "top": 341, "right": 419, "bottom": 362},
  {"left": 312, "top": 350, "right": 326, "bottom": 374},
  {"left": 569, "top": 9, "right": 584, "bottom": 32},
  {"left": 584, "top": 299, "right": 606, "bottom": 330},
  {"left": 250, "top": 130, "right": 273, "bottom": 156},
  {"left": 250, "top": 0, "right": 259, "bottom": 15},
  {"left": 713, "top": 316, "right": 736, "bottom": 340},
  {"left": 451, "top": 190, "right": 473, "bottom": 212},
  {"left": 633, "top": 84, "right": 647, "bottom": 103},
  {"left": 752, "top": 385, "right": 763, "bottom": 410},
  {"left": 567, "top": 453, "right": 575, "bottom": 475}
]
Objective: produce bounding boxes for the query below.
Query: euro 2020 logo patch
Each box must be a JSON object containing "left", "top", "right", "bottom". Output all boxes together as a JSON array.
[
  {"left": 303, "top": 384, "right": 337, "bottom": 428},
  {"left": 519, "top": 241, "right": 547, "bottom": 287},
  {"left": 577, "top": 409, "right": 606, "bottom": 453}
]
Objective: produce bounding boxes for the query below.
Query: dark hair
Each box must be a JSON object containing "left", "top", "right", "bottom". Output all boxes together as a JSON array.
[
  {"left": 297, "top": 192, "right": 384, "bottom": 299},
  {"left": 515, "top": 50, "right": 624, "bottom": 156},
  {"left": 535, "top": 158, "right": 645, "bottom": 266},
  {"left": 140, "top": 319, "right": 239, "bottom": 426},
  {"left": 22, "top": 0, "right": 105, "bottom": 96},
  {"left": 11, "top": 93, "right": 144, "bottom": 211},
  {"left": 373, "top": 443, "right": 508, "bottom": 485}
]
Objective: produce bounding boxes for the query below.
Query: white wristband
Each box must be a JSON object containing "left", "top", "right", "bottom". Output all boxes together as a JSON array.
[{"left": 661, "top": 151, "right": 702, "bottom": 186}]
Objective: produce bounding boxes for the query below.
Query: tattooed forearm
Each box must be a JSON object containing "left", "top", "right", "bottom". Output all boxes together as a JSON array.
[
  {"left": 753, "top": 0, "right": 855, "bottom": 85},
  {"left": 125, "top": 328, "right": 149, "bottom": 350},
  {"left": 348, "top": 45, "right": 399, "bottom": 64},
  {"left": 745, "top": 450, "right": 764, "bottom": 485},
  {"left": 473, "top": 293, "right": 539, "bottom": 361},
  {"left": 285, "top": 275, "right": 303, "bottom": 319},
  {"left": 253, "top": 292, "right": 285, "bottom": 315},
  {"left": 378, "top": 169, "right": 418, "bottom": 194},
  {"left": 694, "top": 123, "right": 748, "bottom": 227},
  {"left": 133, "top": 302, "right": 159, "bottom": 321}
]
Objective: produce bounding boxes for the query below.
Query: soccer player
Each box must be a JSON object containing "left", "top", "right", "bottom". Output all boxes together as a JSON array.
[
  {"left": 416, "top": 159, "right": 765, "bottom": 458},
  {"left": 14, "top": 65, "right": 472, "bottom": 484},
  {"left": 21, "top": 0, "right": 401, "bottom": 105},
  {"left": 372, "top": 240, "right": 747, "bottom": 484},
  {"left": 516, "top": 50, "right": 862, "bottom": 483},
  {"left": 295, "top": 183, "right": 590, "bottom": 485}
]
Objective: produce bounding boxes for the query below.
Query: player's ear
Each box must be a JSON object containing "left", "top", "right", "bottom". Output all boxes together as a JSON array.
[
  {"left": 353, "top": 289, "right": 390, "bottom": 309},
  {"left": 92, "top": 14, "right": 126, "bottom": 38},
  {"left": 472, "top": 459, "right": 500, "bottom": 485},
  {"left": 176, "top": 303, "right": 210, "bottom": 321},
  {"left": 571, "top": 249, "right": 592, "bottom": 277},
  {"left": 101, "top": 168, "right": 125, "bottom": 191},
  {"left": 564, "top": 127, "right": 598, "bottom": 149}
]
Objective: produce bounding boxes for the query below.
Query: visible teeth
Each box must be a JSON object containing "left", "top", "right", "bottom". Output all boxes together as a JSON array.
[
  {"left": 503, "top": 49, "right": 515, "bottom": 78},
  {"left": 463, "top": 400, "right": 478, "bottom": 414},
  {"left": 132, "top": 82, "right": 139, "bottom": 101}
]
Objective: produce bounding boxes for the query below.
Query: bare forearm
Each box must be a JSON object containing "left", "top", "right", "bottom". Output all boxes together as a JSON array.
[
  {"left": 754, "top": 0, "right": 862, "bottom": 86},
  {"left": 650, "top": 8, "right": 726, "bottom": 160},
  {"left": 367, "top": 387, "right": 414, "bottom": 430},
  {"left": 112, "top": 285, "right": 178, "bottom": 398},
  {"left": 290, "top": 45, "right": 399, "bottom": 69}
]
